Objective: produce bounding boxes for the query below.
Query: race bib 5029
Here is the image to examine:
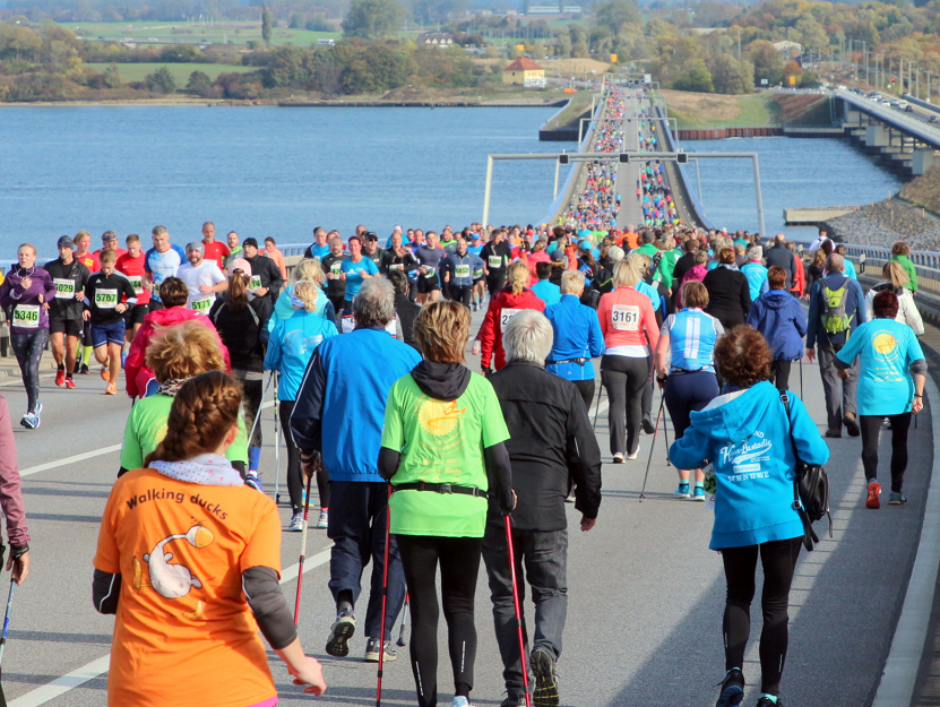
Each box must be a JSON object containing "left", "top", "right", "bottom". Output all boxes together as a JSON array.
[{"left": 53, "top": 278, "right": 75, "bottom": 299}]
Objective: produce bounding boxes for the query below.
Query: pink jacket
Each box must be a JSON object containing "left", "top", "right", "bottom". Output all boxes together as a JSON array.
[{"left": 0, "top": 396, "right": 29, "bottom": 547}]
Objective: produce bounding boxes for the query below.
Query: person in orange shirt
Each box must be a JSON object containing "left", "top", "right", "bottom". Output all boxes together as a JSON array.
[
  {"left": 597, "top": 258, "right": 660, "bottom": 463},
  {"left": 262, "top": 237, "right": 288, "bottom": 282},
  {"left": 94, "top": 371, "right": 326, "bottom": 707},
  {"left": 620, "top": 227, "right": 639, "bottom": 252}
]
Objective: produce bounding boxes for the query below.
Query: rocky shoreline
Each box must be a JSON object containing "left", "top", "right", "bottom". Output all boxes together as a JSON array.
[{"left": 824, "top": 197, "right": 940, "bottom": 251}]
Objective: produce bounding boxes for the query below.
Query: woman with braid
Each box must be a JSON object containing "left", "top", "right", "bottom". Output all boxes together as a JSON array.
[
  {"left": 119, "top": 321, "right": 250, "bottom": 478},
  {"left": 94, "top": 371, "right": 326, "bottom": 707}
]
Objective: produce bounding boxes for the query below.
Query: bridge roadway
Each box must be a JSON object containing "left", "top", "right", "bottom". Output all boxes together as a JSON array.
[
  {"left": 615, "top": 92, "right": 646, "bottom": 230},
  {"left": 0, "top": 308, "right": 934, "bottom": 707},
  {"left": 837, "top": 87, "right": 940, "bottom": 151}
]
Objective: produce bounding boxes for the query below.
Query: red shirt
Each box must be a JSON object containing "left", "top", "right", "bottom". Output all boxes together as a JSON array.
[
  {"left": 91, "top": 248, "right": 127, "bottom": 273},
  {"left": 116, "top": 252, "right": 150, "bottom": 306},
  {"left": 75, "top": 252, "right": 97, "bottom": 273},
  {"left": 203, "top": 241, "right": 231, "bottom": 270}
]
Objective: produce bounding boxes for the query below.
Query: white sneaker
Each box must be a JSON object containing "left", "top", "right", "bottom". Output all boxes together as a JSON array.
[
  {"left": 317, "top": 509, "right": 328, "bottom": 529},
  {"left": 627, "top": 445, "right": 640, "bottom": 460},
  {"left": 288, "top": 513, "right": 304, "bottom": 532}
]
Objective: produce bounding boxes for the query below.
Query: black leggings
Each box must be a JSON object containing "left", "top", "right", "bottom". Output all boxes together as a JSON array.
[
  {"left": 572, "top": 379, "right": 595, "bottom": 411},
  {"left": 279, "top": 400, "right": 330, "bottom": 514},
  {"left": 860, "top": 413, "right": 912, "bottom": 493},
  {"left": 11, "top": 329, "right": 49, "bottom": 414},
  {"left": 601, "top": 354, "right": 648, "bottom": 456},
  {"left": 450, "top": 285, "right": 472, "bottom": 308},
  {"left": 721, "top": 537, "right": 802, "bottom": 696},
  {"left": 397, "top": 534, "right": 483, "bottom": 707}
]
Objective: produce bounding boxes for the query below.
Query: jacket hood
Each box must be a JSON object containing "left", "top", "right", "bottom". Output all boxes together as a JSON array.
[
  {"left": 411, "top": 360, "right": 471, "bottom": 401},
  {"left": 762, "top": 291, "right": 794, "bottom": 310},
  {"left": 689, "top": 381, "right": 780, "bottom": 443},
  {"left": 144, "top": 307, "right": 202, "bottom": 328}
]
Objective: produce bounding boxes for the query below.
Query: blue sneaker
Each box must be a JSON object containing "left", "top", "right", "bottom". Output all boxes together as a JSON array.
[
  {"left": 245, "top": 473, "right": 264, "bottom": 493},
  {"left": 674, "top": 484, "right": 690, "bottom": 498},
  {"left": 20, "top": 412, "right": 39, "bottom": 430},
  {"left": 693, "top": 486, "right": 706, "bottom": 502},
  {"left": 715, "top": 668, "right": 745, "bottom": 707}
]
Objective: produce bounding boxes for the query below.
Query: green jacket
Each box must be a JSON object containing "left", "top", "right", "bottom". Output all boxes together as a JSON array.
[{"left": 892, "top": 254, "right": 918, "bottom": 293}]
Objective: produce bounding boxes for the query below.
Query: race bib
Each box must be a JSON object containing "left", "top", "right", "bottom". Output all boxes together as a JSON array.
[
  {"left": 53, "top": 278, "right": 75, "bottom": 300},
  {"left": 612, "top": 304, "right": 640, "bottom": 331},
  {"left": 455, "top": 264, "right": 470, "bottom": 278},
  {"left": 500, "top": 308, "right": 521, "bottom": 327},
  {"left": 191, "top": 295, "right": 213, "bottom": 313},
  {"left": 488, "top": 256, "right": 503, "bottom": 268},
  {"left": 472, "top": 268, "right": 484, "bottom": 279},
  {"left": 249, "top": 275, "right": 262, "bottom": 290},
  {"left": 128, "top": 275, "right": 144, "bottom": 295},
  {"left": 330, "top": 262, "right": 341, "bottom": 275},
  {"left": 385, "top": 314, "right": 398, "bottom": 339},
  {"left": 12, "top": 304, "right": 40, "bottom": 329},
  {"left": 423, "top": 267, "right": 436, "bottom": 279},
  {"left": 390, "top": 263, "right": 404, "bottom": 271},
  {"left": 95, "top": 288, "right": 118, "bottom": 309}
]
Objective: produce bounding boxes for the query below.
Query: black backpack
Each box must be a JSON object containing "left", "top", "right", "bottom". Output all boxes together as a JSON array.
[{"left": 781, "top": 392, "right": 832, "bottom": 551}]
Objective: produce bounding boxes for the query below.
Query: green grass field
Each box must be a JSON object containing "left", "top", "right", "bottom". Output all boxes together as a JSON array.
[
  {"left": 85, "top": 62, "right": 254, "bottom": 83},
  {"left": 61, "top": 21, "right": 342, "bottom": 47}
]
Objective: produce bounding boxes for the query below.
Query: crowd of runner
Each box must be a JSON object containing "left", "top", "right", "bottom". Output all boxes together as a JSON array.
[{"left": 0, "top": 91, "right": 930, "bottom": 707}]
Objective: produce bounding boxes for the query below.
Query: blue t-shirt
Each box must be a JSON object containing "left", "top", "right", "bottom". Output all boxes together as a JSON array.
[
  {"left": 843, "top": 258, "right": 858, "bottom": 280},
  {"left": 144, "top": 244, "right": 185, "bottom": 302},
  {"left": 531, "top": 279, "right": 562, "bottom": 307},
  {"left": 836, "top": 318, "right": 925, "bottom": 416},
  {"left": 741, "top": 262, "right": 769, "bottom": 302},
  {"left": 341, "top": 257, "right": 379, "bottom": 299},
  {"left": 308, "top": 243, "right": 330, "bottom": 261},
  {"left": 664, "top": 308, "right": 724, "bottom": 372}
]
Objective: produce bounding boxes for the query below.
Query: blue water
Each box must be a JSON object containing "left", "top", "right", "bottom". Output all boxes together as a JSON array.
[
  {"left": 680, "top": 136, "right": 905, "bottom": 242},
  {"left": 0, "top": 105, "right": 568, "bottom": 258}
]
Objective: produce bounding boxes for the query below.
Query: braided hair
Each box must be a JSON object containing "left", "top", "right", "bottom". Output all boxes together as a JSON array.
[{"left": 144, "top": 371, "right": 242, "bottom": 467}]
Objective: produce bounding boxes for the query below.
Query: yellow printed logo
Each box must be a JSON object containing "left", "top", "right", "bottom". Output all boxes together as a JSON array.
[
  {"left": 873, "top": 332, "right": 898, "bottom": 355},
  {"left": 419, "top": 399, "right": 466, "bottom": 436}
]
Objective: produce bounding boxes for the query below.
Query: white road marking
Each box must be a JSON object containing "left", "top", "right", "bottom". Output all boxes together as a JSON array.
[
  {"left": 9, "top": 541, "right": 333, "bottom": 707},
  {"left": 18, "top": 401, "right": 275, "bottom": 478}
]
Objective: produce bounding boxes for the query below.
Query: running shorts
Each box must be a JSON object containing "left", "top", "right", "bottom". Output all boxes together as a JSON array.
[
  {"left": 49, "top": 318, "right": 82, "bottom": 338},
  {"left": 91, "top": 320, "right": 126, "bottom": 348}
]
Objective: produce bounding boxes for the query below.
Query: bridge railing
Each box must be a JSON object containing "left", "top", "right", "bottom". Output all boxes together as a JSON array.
[{"left": 832, "top": 243, "right": 940, "bottom": 303}]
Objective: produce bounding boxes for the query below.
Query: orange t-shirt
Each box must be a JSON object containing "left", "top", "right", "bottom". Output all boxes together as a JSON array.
[
  {"left": 94, "top": 468, "right": 281, "bottom": 707},
  {"left": 621, "top": 232, "right": 639, "bottom": 251}
]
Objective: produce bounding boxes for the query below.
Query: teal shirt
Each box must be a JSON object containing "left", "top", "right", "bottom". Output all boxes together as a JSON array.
[{"left": 836, "top": 318, "right": 925, "bottom": 416}]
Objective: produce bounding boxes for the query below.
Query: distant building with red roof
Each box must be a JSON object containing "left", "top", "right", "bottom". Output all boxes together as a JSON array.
[{"left": 502, "top": 57, "right": 546, "bottom": 85}]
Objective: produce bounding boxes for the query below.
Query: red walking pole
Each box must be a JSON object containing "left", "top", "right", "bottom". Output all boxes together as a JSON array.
[
  {"left": 377, "top": 485, "right": 392, "bottom": 707},
  {"left": 292, "top": 472, "right": 313, "bottom": 625},
  {"left": 505, "top": 515, "right": 532, "bottom": 707}
]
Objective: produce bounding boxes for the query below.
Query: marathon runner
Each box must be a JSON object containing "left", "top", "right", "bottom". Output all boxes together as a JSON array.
[
  {"left": 115, "top": 235, "right": 150, "bottom": 355},
  {"left": 339, "top": 235, "right": 378, "bottom": 309},
  {"left": 83, "top": 249, "right": 138, "bottom": 395},
  {"left": 304, "top": 227, "right": 331, "bottom": 261},
  {"left": 145, "top": 225, "right": 185, "bottom": 312},
  {"left": 322, "top": 237, "right": 348, "bottom": 316},
  {"left": 0, "top": 244, "right": 55, "bottom": 428},
  {"left": 90, "top": 231, "right": 127, "bottom": 271},
  {"left": 201, "top": 221, "right": 230, "bottom": 269},
  {"left": 73, "top": 230, "right": 97, "bottom": 374},
  {"left": 241, "top": 238, "right": 285, "bottom": 310},
  {"left": 224, "top": 230, "right": 243, "bottom": 272},
  {"left": 362, "top": 232, "right": 384, "bottom": 269},
  {"left": 44, "top": 236, "right": 90, "bottom": 390},
  {"left": 441, "top": 236, "right": 483, "bottom": 309},
  {"left": 413, "top": 231, "right": 445, "bottom": 305},
  {"left": 380, "top": 232, "right": 418, "bottom": 277},
  {"left": 481, "top": 229, "right": 512, "bottom": 297},
  {"left": 177, "top": 242, "right": 228, "bottom": 315}
]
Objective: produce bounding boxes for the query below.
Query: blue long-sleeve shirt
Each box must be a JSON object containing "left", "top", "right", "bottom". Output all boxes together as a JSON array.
[{"left": 544, "top": 295, "right": 605, "bottom": 381}]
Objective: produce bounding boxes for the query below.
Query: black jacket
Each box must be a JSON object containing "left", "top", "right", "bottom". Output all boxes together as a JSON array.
[
  {"left": 393, "top": 293, "right": 421, "bottom": 349},
  {"left": 209, "top": 296, "right": 272, "bottom": 373},
  {"left": 488, "top": 362, "right": 602, "bottom": 531},
  {"left": 44, "top": 257, "right": 90, "bottom": 321},
  {"left": 765, "top": 244, "right": 796, "bottom": 290},
  {"left": 703, "top": 265, "right": 752, "bottom": 329}
]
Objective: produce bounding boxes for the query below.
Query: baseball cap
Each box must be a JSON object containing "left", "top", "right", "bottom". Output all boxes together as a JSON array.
[
  {"left": 551, "top": 249, "right": 567, "bottom": 262},
  {"left": 608, "top": 246, "right": 625, "bottom": 263},
  {"left": 471, "top": 233, "right": 481, "bottom": 240},
  {"left": 364, "top": 231, "right": 379, "bottom": 241},
  {"left": 579, "top": 240, "right": 592, "bottom": 251},
  {"left": 57, "top": 236, "right": 75, "bottom": 250},
  {"left": 186, "top": 241, "right": 205, "bottom": 254}
]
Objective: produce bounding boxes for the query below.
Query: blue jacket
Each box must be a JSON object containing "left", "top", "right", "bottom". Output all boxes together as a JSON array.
[
  {"left": 532, "top": 279, "right": 562, "bottom": 307},
  {"left": 740, "top": 262, "right": 769, "bottom": 302},
  {"left": 746, "top": 290, "right": 807, "bottom": 361},
  {"left": 265, "top": 309, "right": 339, "bottom": 401},
  {"left": 806, "top": 273, "right": 867, "bottom": 349},
  {"left": 670, "top": 381, "right": 830, "bottom": 550},
  {"left": 544, "top": 295, "right": 604, "bottom": 381},
  {"left": 290, "top": 326, "right": 421, "bottom": 482}
]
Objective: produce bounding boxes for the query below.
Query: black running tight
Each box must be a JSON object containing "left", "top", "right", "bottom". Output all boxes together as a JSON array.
[
  {"left": 279, "top": 399, "right": 330, "bottom": 514},
  {"left": 397, "top": 534, "right": 483, "bottom": 707},
  {"left": 860, "top": 413, "right": 912, "bottom": 493},
  {"left": 721, "top": 536, "right": 802, "bottom": 697}
]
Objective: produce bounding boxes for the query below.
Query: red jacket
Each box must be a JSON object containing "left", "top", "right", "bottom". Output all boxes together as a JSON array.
[
  {"left": 790, "top": 256, "right": 806, "bottom": 298},
  {"left": 124, "top": 307, "right": 231, "bottom": 398},
  {"left": 478, "top": 289, "right": 545, "bottom": 371}
]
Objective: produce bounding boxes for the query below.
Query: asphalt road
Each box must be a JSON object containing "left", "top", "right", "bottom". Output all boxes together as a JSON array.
[
  {"left": 0, "top": 312, "right": 933, "bottom": 707},
  {"left": 616, "top": 92, "right": 645, "bottom": 231}
]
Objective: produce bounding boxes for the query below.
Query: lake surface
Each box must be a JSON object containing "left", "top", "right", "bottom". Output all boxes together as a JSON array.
[
  {"left": 680, "top": 136, "right": 905, "bottom": 243},
  {"left": 0, "top": 105, "right": 568, "bottom": 258},
  {"left": 0, "top": 107, "right": 909, "bottom": 259}
]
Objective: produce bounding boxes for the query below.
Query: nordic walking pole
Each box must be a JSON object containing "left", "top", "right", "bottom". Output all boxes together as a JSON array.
[
  {"left": 377, "top": 486, "right": 393, "bottom": 707},
  {"left": 662, "top": 397, "right": 671, "bottom": 468},
  {"left": 639, "top": 397, "right": 666, "bottom": 502},
  {"left": 505, "top": 515, "right": 533, "bottom": 707},
  {"left": 396, "top": 593, "right": 410, "bottom": 647},
  {"left": 247, "top": 372, "right": 274, "bottom": 446},
  {"left": 273, "top": 373, "right": 282, "bottom": 505},
  {"left": 0, "top": 578, "right": 16, "bottom": 667},
  {"left": 293, "top": 472, "right": 313, "bottom": 625},
  {"left": 799, "top": 357, "right": 804, "bottom": 399}
]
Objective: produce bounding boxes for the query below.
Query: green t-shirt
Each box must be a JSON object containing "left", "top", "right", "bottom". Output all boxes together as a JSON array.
[
  {"left": 381, "top": 372, "right": 510, "bottom": 538},
  {"left": 120, "top": 394, "right": 250, "bottom": 469}
]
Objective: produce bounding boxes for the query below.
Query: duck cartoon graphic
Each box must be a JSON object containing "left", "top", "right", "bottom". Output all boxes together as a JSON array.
[{"left": 133, "top": 525, "right": 215, "bottom": 619}]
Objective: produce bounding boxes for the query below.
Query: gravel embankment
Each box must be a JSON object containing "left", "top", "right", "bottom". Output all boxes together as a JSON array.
[{"left": 825, "top": 198, "right": 940, "bottom": 250}]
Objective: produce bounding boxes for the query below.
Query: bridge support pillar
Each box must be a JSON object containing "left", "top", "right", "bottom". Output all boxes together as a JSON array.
[
  {"left": 912, "top": 149, "right": 937, "bottom": 176},
  {"left": 865, "top": 124, "right": 889, "bottom": 148}
]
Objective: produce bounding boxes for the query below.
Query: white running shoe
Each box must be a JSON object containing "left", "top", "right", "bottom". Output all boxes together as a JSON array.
[
  {"left": 627, "top": 445, "right": 640, "bottom": 460},
  {"left": 288, "top": 513, "right": 304, "bottom": 532},
  {"left": 317, "top": 509, "right": 329, "bottom": 529}
]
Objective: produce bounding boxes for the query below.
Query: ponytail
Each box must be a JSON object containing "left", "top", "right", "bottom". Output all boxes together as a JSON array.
[{"left": 228, "top": 269, "right": 249, "bottom": 312}]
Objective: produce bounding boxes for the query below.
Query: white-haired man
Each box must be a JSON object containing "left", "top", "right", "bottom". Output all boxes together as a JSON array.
[{"left": 485, "top": 310, "right": 602, "bottom": 707}]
